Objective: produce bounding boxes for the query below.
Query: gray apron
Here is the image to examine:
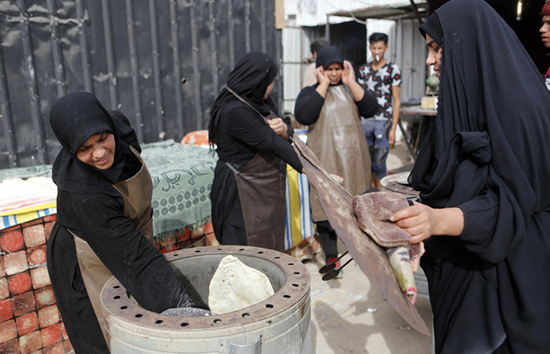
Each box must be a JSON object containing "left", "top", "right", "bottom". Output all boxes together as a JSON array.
[
  {"left": 225, "top": 87, "right": 287, "bottom": 252},
  {"left": 307, "top": 85, "right": 371, "bottom": 222},
  {"left": 70, "top": 146, "right": 154, "bottom": 344}
]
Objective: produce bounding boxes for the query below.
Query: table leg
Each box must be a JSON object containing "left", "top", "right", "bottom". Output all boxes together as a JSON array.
[{"left": 398, "top": 118, "right": 416, "bottom": 161}]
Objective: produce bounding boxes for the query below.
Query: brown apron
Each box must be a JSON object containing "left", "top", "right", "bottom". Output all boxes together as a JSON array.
[
  {"left": 70, "top": 146, "right": 154, "bottom": 344},
  {"left": 225, "top": 87, "right": 287, "bottom": 252},
  {"left": 307, "top": 85, "right": 371, "bottom": 222}
]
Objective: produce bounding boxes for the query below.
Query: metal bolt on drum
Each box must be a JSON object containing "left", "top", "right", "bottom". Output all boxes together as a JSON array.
[{"left": 101, "top": 245, "right": 312, "bottom": 354}]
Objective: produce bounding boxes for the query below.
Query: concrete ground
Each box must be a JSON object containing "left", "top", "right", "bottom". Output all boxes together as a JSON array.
[{"left": 305, "top": 141, "right": 433, "bottom": 354}]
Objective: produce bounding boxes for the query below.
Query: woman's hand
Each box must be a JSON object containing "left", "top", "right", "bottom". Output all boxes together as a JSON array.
[
  {"left": 315, "top": 66, "right": 330, "bottom": 86},
  {"left": 314, "top": 66, "right": 330, "bottom": 98},
  {"left": 341, "top": 60, "right": 356, "bottom": 86},
  {"left": 391, "top": 203, "right": 464, "bottom": 244},
  {"left": 268, "top": 118, "right": 289, "bottom": 140}
]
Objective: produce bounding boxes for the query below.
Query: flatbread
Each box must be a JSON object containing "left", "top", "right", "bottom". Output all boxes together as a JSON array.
[{"left": 208, "top": 255, "right": 274, "bottom": 314}]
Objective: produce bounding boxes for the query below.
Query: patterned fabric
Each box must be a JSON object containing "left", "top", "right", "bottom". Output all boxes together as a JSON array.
[
  {"left": 543, "top": 3, "right": 550, "bottom": 15},
  {"left": 358, "top": 61, "right": 402, "bottom": 120},
  {"left": 139, "top": 140, "right": 217, "bottom": 239}
]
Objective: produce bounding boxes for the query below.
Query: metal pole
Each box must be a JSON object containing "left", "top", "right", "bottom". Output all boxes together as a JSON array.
[
  {"left": 409, "top": 0, "right": 424, "bottom": 25},
  {"left": 46, "top": 0, "right": 66, "bottom": 98},
  {"left": 101, "top": 0, "right": 119, "bottom": 109},
  {"left": 76, "top": 0, "right": 93, "bottom": 93},
  {"left": 0, "top": 48, "right": 18, "bottom": 167},
  {"left": 325, "top": 15, "right": 330, "bottom": 42},
  {"left": 125, "top": 0, "right": 144, "bottom": 142},
  {"left": 169, "top": 0, "right": 184, "bottom": 139},
  {"left": 17, "top": 0, "right": 48, "bottom": 164},
  {"left": 149, "top": 0, "right": 165, "bottom": 139}
]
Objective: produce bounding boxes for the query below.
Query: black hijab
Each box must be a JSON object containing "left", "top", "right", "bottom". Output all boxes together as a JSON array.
[
  {"left": 209, "top": 52, "right": 278, "bottom": 144},
  {"left": 50, "top": 92, "right": 141, "bottom": 196},
  {"left": 315, "top": 46, "right": 343, "bottom": 69},
  {"left": 412, "top": 1, "right": 550, "bottom": 352},
  {"left": 315, "top": 46, "right": 344, "bottom": 87}
]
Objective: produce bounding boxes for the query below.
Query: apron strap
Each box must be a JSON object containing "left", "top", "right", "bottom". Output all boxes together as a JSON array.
[{"left": 225, "top": 86, "right": 270, "bottom": 123}]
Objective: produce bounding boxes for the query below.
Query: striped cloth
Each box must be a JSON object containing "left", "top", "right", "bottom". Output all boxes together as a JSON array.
[
  {"left": 284, "top": 165, "right": 315, "bottom": 250},
  {"left": 0, "top": 176, "right": 58, "bottom": 231}
]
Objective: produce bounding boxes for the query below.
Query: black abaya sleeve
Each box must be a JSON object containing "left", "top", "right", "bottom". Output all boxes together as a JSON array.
[
  {"left": 58, "top": 191, "right": 192, "bottom": 312},
  {"left": 294, "top": 85, "right": 324, "bottom": 126},
  {"left": 225, "top": 105, "right": 303, "bottom": 172}
]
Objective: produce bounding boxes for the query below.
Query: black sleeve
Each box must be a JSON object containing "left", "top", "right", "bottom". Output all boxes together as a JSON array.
[
  {"left": 356, "top": 87, "right": 379, "bottom": 118},
  {"left": 61, "top": 192, "right": 193, "bottom": 312},
  {"left": 227, "top": 106, "right": 303, "bottom": 172},
  {"left": 294, "top": 85, "right": 325, "bottom": 126}
]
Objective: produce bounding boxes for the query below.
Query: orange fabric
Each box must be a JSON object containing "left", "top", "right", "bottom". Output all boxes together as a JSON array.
[{"left": 181, "top": 130, "right": 210, "bottom": 147}]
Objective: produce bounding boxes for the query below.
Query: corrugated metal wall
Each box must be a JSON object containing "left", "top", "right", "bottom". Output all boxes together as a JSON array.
[{"left": 0, "top": 0, "right": 282, "bottom": 169}]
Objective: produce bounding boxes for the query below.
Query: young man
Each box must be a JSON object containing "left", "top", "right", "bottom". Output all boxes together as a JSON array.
[
  {"left": 358, "top": 33, "right": 402, "bottom": 190},
  {"left": 540, "top": 0, "right": 550, "bottom": 90}
]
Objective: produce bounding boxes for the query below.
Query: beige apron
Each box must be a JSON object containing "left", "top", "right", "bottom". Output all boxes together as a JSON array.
[
  {"left": 307, "top": 85, "right": 371, "bottom": 222},
  {"left": 70, "top": 146, "right": 154, "bottom": 343},
  {"left": 225, "top": 87, "right": 287, "bottom": 252}
]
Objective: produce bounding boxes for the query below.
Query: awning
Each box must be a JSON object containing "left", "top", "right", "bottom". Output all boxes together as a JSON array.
[{"left": 327, "top": 1, "right": 428, "bottom": 21}]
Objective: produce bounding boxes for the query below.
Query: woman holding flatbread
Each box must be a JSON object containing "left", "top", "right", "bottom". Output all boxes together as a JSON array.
[{"left": 392, "top": 0, "right": 550, "bottom": 352}]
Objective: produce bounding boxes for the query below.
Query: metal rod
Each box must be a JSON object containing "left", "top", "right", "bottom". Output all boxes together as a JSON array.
[
  {"left": 228, "top": 0, "right": 235, "bottom": 68},
  {"left": 325, "top": 15, "right": 330, "bottom": 42},
  {"left": 46, "top": 0, "right": 66, "bottom": 98},
  {"left": 101, "top": 0, "right": 119, "bottom": 109},
  {"left": 149, "top": 0, "right": 165, "bottom": 139},
  {"left": 209, "top": 0, "right": 218, "bottom": 96},
  {"left": 0, "top": 47, "right": 18, "bottom": 167},
  {"left": 169, "top": 0, "right": 184, "bottom": 139},
  {"left": 275, "top": 28, "right": 283, "bottom": 113},
  {"left": 76, "top": 0, "right": 93, "bottom": 93},
  {"left": 260, "top": 0, "right": 267, "bottom": 52},
  {"left": 17, "top": 0, "right": 48, "bottom": 165},
  {"left": 319, "top": 251, "right": 349, "bottom": 274},
  {"left": 409, "top": 0, "right": 424, "bottom": 25},
  {"left": 125, "top": 0, "right": 144, "bottom": 142},
  {"left": 190, "top": 5, "right": 202, "bottom": 130},
  {"left": 245, "top": 0, "right": 251, "bottom": 53}
]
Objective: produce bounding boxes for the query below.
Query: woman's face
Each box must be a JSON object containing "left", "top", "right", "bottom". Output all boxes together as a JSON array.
[
  {"left": 76, "top": 132, "right": 116, "bottom": 169},
  {"left": 325, "top": 62, "right": 343, "bottom": 85},
  {"left": 425, "top": 34, "right": 442, "bottom": 77},
  {"left": 263, "top": 82, "right": 274, "bottom": 99}
]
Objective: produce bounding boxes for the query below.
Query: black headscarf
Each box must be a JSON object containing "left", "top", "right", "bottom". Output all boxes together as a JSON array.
[
  {"left": 208, "top": 52, "right": 278, "bottom": 144},
  {"left": 315, "top": 46, "right": 343, "bottom": 69},
  {"left": 50, "top": 92, "right": 141, "bottom": 196},
  {"left": 411, "top": 0, "right": 550, "bottom": 352}
]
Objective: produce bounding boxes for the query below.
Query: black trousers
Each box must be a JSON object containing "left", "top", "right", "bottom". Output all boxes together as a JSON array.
[{"left": 315, "top": 220, "right": 338, "bottom": 259}]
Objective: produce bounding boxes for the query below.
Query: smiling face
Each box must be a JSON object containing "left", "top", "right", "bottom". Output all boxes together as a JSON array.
[
  {"left": 541, "top": 15, "right": 550, "bottom": 48},
  {"left": 325, "top": 62, "right": 343, "bottom": 85},
  {"left": 76, "top": 132, "right": 116, "bottom": 169},
  {"left": 425, "top": 34, "right": 443, "bottom": 78}
]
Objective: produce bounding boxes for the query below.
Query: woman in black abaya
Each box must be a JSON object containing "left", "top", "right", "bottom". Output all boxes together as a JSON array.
[
  {"left": 208, "top": 52, "right": 303, "bottom": 252},
  {"left": 47, "top": 92, "right": 195, "bottom": 353},
  {"left": 391, "top": 0, "right": 550, "bottom": 353}
]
